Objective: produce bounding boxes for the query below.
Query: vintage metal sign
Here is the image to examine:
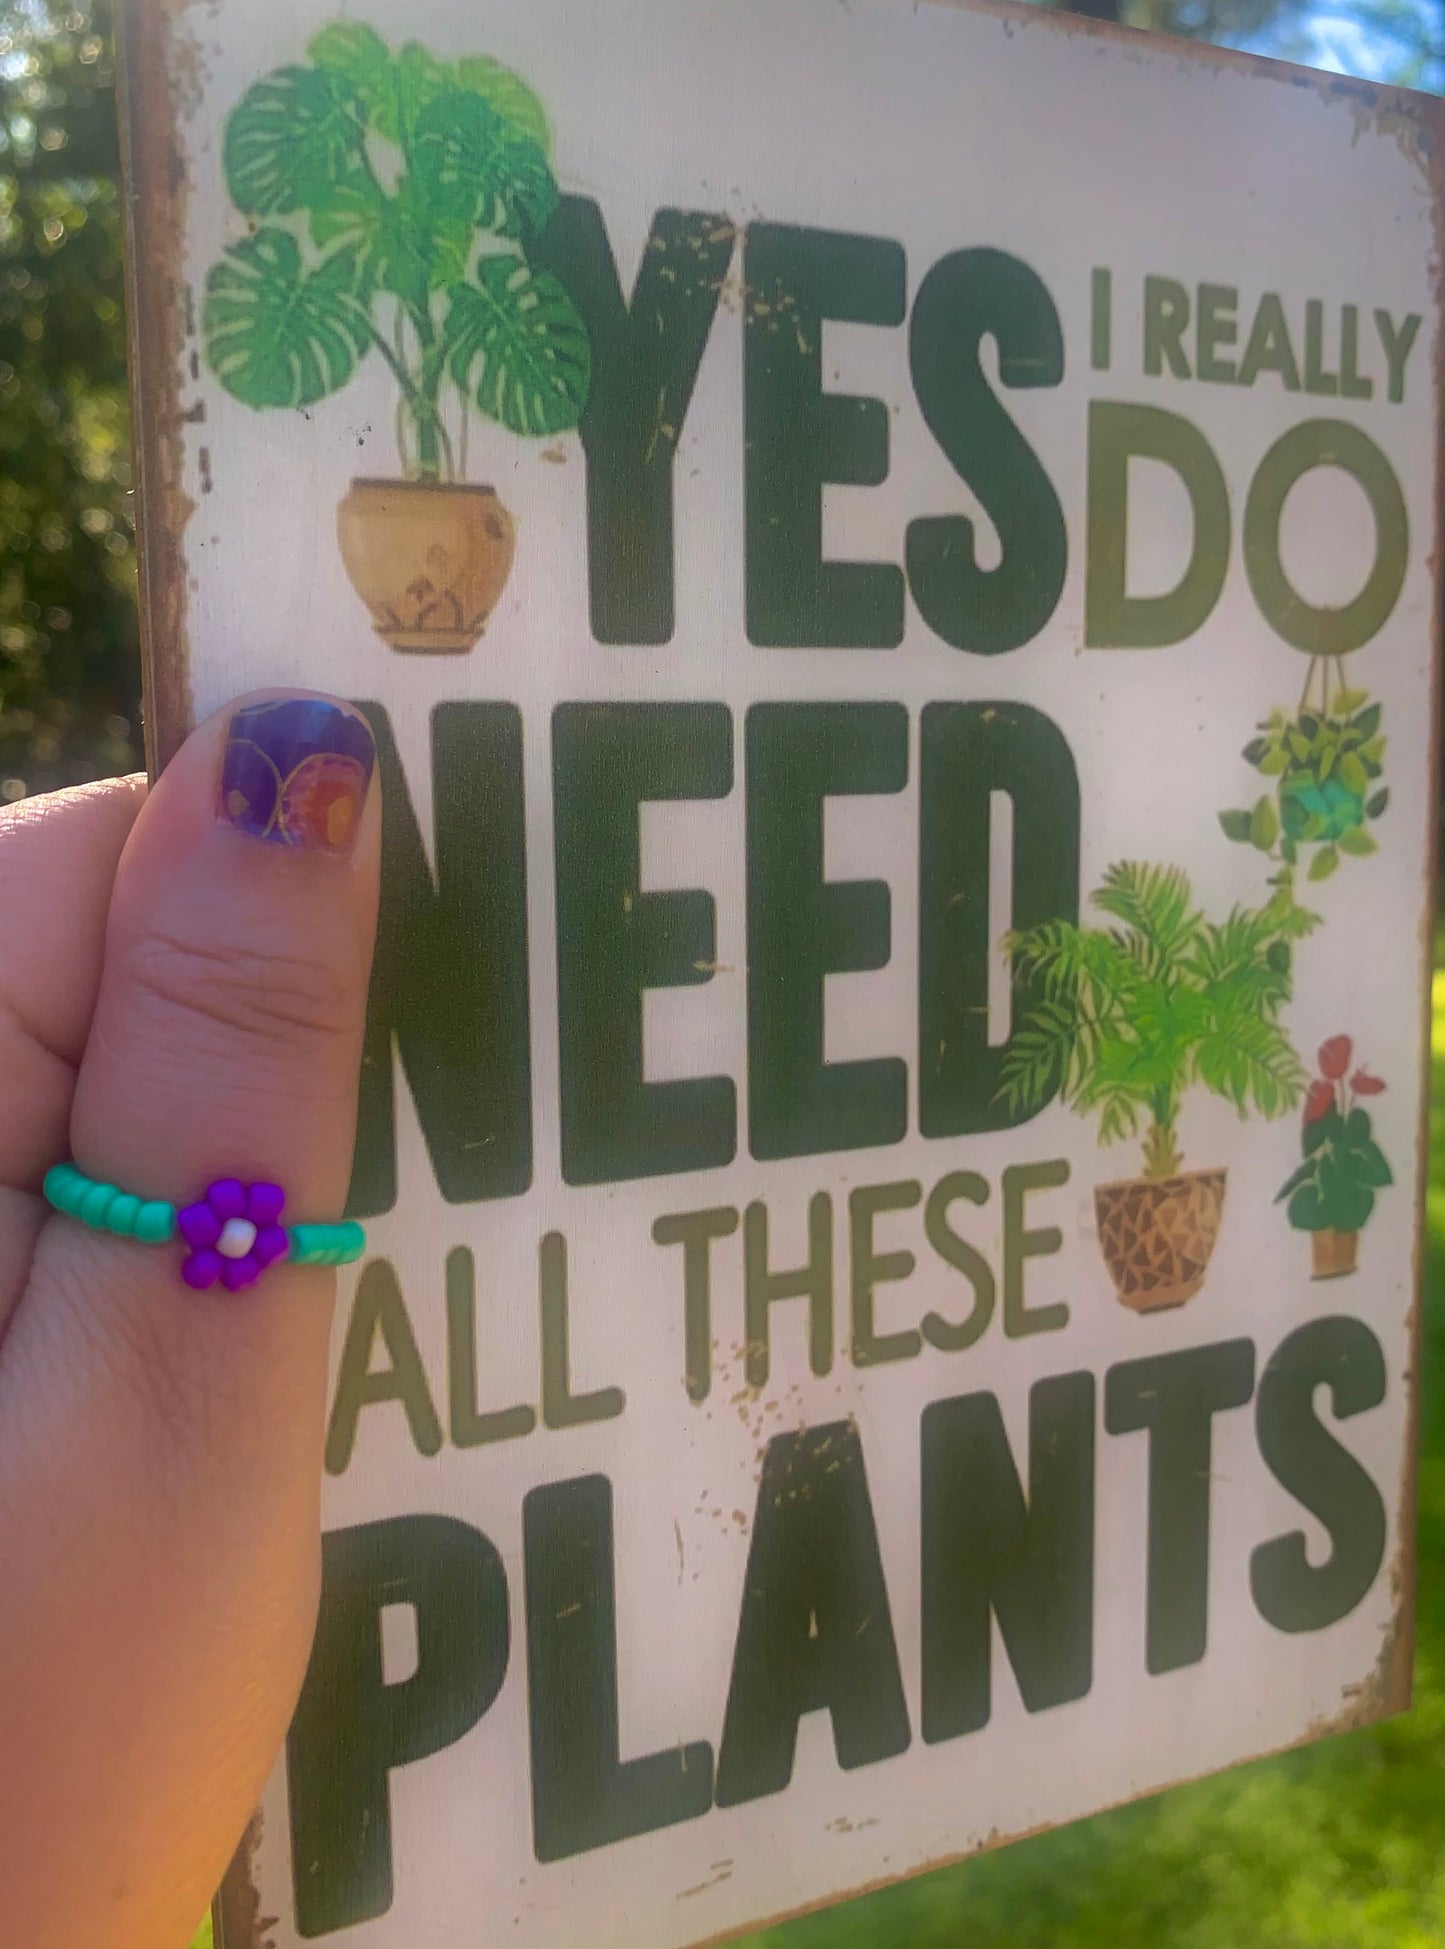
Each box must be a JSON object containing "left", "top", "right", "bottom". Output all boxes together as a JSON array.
[{"left": 119, "top": 2, "right": 1442, "bottom": 1944}]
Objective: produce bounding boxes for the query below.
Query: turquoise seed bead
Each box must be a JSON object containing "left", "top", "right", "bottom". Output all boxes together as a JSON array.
[
  {"left": 107, "top": 1192, "right": 142, "bottom": 1238},
  {"left": 44, "top": 1164, "right": 84, "bottom": 1215},
  {"left": 288, "top": 1222, "right": 365, "bottom": 1268},
  {"left": 135, "top": 1201, "right": 177, "bottom": 1245},
  {"left": 80, "top": 1181, "right": 117, "bottom": 1227},
  {"left": 42, "top": 1165, "right": 175, "bottom": 1243}
]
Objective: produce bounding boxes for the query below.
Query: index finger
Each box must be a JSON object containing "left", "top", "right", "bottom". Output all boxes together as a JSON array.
[{"left": 0, "top": 776, "right": 147, "bottom": 1193}]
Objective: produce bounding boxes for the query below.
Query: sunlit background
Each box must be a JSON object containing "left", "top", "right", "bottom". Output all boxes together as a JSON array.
[{"left": 6, "top": 1, "right": 1445, "bottom": 1946}]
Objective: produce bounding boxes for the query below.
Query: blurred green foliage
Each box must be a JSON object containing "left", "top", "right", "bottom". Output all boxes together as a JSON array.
[
  {"left": 1111, "top": 0, "right": 1312, "bottom": 47},
  {"left": 1, "top": 0, "right": 138, "bottom": 795},
  {"left": 1344, "top": 0, "right": 1445, "bottom": 84}
]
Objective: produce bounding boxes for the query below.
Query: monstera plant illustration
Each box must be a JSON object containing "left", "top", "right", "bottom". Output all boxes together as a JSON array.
[
  {"left": 203, "top": 23, "right": 590, "bottom": 652},
  {"left": 1000, "top": 863, "right": 1314, "bottom": 1313}
]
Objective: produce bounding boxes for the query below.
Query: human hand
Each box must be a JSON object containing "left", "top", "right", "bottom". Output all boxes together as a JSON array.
[{"left": 0, "top": 693, "right": 380, "bottom": 1949}]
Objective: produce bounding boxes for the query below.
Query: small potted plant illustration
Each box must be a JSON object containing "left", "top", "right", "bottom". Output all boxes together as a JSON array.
[
  {"left": 203, "top": 23, "right": 591, "bottom": 653},
  {"left": 1276, "top": 1036, "right": 1392, "bottom": 1280},
  {"left": 1001, "top": 862, "right": 1313, "bottom": 1312},
  {"left": 1220, "top": 656, "right": 1388, "bottom": 887}
]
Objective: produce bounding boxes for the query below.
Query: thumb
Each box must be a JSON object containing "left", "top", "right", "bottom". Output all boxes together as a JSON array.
[
  {"left": 0, "top": 692, "right": 379, "bottom": 1948},
  {"left": 72, "top": 689, "right": 379, "bottom": 1229},
  {"left": 56, "top": 685, "right": 378, "bottom": 1470}
]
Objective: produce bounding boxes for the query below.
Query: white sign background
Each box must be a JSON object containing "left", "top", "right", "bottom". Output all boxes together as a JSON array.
[{"left": 126, "top": 2, "right": 1439, "bottom": 1944}]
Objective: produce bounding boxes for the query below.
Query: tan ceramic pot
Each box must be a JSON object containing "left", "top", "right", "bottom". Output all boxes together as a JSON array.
[
  {"left": 1311, "top": 1227, "right": 1359, "bottom": 1280},
  {"left": 336, "top": 478, "right": 516, "bottom": 654},
  {"left": 1094, "top": 1168, "right": 1228, "bottom": 1312}
]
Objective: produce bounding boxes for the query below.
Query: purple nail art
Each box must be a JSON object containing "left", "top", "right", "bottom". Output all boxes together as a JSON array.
[{"left": 220, "top": 699, "right": 374, "bottom": 852}]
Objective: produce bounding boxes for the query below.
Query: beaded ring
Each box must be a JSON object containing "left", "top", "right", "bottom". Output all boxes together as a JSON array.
[{"left": 43, "top": 1164, "right": 365, "bottom": 1293}]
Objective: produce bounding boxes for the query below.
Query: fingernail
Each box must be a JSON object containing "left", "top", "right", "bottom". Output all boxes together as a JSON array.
[{"left": 219, "top": 699, "right": 374, "bottom": 853}]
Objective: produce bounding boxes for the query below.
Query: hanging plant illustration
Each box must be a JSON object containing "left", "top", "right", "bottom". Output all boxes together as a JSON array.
[
  {"left": 203, "top": 22, "right": 590, "bottom": 653},
  {"left": 1000, "top": 862, "right": 1315, "bottom": 1313},
  {"left": 1276, "top": 1035, "right": 1392, "bottom": 1281},
  {"left": 1219, "top": 656, "right": 1388, "bottom": 886}
]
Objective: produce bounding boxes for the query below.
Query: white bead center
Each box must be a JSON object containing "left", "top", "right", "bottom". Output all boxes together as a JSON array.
[{"left": 217, "top": 1217, "right": 258, "bottom": 1260}]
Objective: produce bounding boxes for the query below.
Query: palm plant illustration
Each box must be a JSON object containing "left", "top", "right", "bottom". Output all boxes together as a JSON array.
[
  {"left": 202, "top": 23, "right": 590, "bottom": 650},
  {"left": 1002, "top": 863, "right": 1312, "bottom": 1175},
  {"left": 1000, "top": 864, "right": 1316, "bottom": 1310}
]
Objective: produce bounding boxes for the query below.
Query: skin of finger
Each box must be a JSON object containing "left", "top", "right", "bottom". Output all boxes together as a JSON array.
[
  {"left": 0, "top": 775, "right": 147, "bottom": 1194},
  {"left": 0, "top": 1225, "right": 333, "bottom": 1949},
  {"left": 0, "top": 697, "right": 379, "bottom": 1949},
  {"left": 0, "top": 1248, "right": 329, "bottom": 1947},
  {"left": 0, "top": 1187, "right": 46, "bottom": 1334}
]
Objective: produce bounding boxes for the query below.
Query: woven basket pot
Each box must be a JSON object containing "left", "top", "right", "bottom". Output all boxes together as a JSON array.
[{"left": 1094, "top": 1168, "right": 1228, "bottom": 1313}]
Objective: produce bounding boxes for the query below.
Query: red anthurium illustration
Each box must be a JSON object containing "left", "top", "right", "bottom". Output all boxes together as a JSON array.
[
  {"left": 1303, "top": 1079, "right": 1336, "bottom": 1127},
  {"left": 1278, "top": 1039, "right": 1392, "bottom": 1280},
  {"left": 1318, "top": 1035, "right": 1353, "bottom": 1080}
]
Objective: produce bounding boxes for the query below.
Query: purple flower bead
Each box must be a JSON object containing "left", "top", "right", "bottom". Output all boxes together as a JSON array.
[
  {"left": 177, "top": 1202, "right": 221, "bottom": 1252},
  {"left": 248, "top": 1183, "right": 285, "bottom": 1226},
  {"left": 209, "top": 1178, "right": 247, "bottom": 1222},
  {"left": 178, "top": 1178, "right": 288, "bottom": 1292},
  {"left": 181, "top": 1250, "right": 223, "bottom": 1292},
  {"left": 254, "top": 1224, "right": 289, "bottom": 1268},
  {"left": 220, "top": 1256, "right": 260, "bottom": 1295}
]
